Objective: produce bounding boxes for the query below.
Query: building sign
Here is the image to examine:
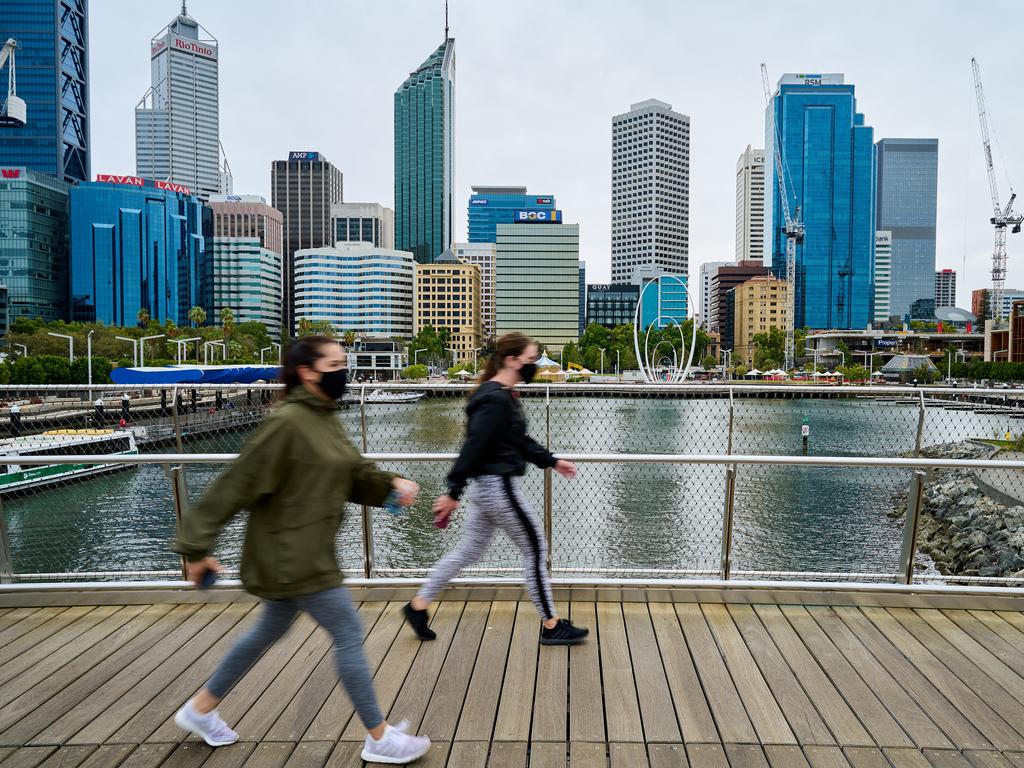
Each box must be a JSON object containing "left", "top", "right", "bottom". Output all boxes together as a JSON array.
[
  {"left": 152, "top": 33, "right": 217, "bottom": 60},
  {"left": 590, "top": 284, "right": 611, "bottom": 291},
  {"left": 95, "top": 174, "right": 191, "bottom": 195},
  {"left": 470, "top": 199, "right": 488, "bottom": 205},
  {"left": 875, "top": 339, "right": 899, "bottom": 348},
  {"left": 876, "top": 232, "right": 891, "bottom": 245},
  {"left": 288, "top": 151, "right": 320, "bottom": 161},
  {"left": 514, "top": 210, "right": 562, "bottom": 223},
  {"left": 536, "top": 197, "right": 553, "bottom": 204},
  {"left": 0, "top": 169, "right": 21, "bottom": 179},
  {"left": 150, "top": 39, "right": 167, "bottom": 57}
]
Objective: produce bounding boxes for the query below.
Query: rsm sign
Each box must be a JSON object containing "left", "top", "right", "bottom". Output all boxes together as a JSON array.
[{"left": 514, "top": 210, "right": 562, "bottom": 223}]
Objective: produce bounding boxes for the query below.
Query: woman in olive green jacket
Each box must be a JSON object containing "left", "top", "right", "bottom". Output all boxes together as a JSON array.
[{"left": 171, "top": 337, "right": 432, "bottom": 764}]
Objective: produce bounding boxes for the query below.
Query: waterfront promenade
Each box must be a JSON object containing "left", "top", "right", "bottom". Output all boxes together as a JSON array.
[{"left": 3, "top": 593, "right": 1024, "bottom": 767}]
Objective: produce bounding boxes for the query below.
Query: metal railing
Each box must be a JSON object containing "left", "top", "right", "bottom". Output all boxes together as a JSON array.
[{"left": 1, "top": 382, "right": 1024, "bottom": 589}]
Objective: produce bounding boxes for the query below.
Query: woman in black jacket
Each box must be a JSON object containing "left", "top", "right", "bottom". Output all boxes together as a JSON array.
[{"left": 403, "top": 332, "right": 589, "bottom": 645}]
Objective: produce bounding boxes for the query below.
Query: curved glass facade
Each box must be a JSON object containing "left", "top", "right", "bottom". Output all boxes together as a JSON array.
[{"left": 69, "top": 181, "right": 210, "bottom": 326}]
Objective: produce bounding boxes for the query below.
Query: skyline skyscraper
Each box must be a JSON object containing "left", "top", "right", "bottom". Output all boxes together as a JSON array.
[
  {"left": 735, "top": 145, "right": 766, "bottom": 262},
  {"left": 135, "top": 3, "right": 227, "bottom": 200},
  {"left": 875, "top": 138, "right": 938, "bottom": 321},
  {"left": 331, "top": 202, "right": 394, "bottom": 250},
  {"left": 935, "top": 268, "right": 956, "bottom": 310},
  {"left": 271, "top": 151, "right": 344, "bottom": 334},
  {"left": 611, "top": 99, "right": 690, "bottom": 284},
  {"left": 0, "top": 0, "right": 90, "bottom": 183},
  {"left": 468, "top": 187, "right": 556, "bottom": 243},
  {"left": 454, "top": 242, "right": 496, "bottom": 341},
  {"left": 766, "top": 73, "right": 876, "bottom": 330},
  {"left": 699, "top": 261, "right": 730, "bottom": 330},
  {"left": 394, "top": 36, "right": 455, "bottom": 263},
  {"left": 874, "top": 231, "right": 892, "bottom": 324}
]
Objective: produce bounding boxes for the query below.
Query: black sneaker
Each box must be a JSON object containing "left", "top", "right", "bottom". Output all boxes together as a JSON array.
[
  {"left": 403, "top": 603, "right": 436, "bottom": 641},
  {"left": 540, "top": 618, "right": 589, "bottom": 646}
]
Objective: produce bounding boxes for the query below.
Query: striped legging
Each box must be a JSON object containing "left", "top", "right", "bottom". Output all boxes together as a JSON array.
[{"left": 418, "top": 474, "right": 556, "bottom": 620}]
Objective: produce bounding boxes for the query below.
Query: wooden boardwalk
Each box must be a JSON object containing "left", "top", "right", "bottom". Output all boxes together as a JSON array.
[{"left": 3, "top": 599, "right": 1024, "bottom": 766}]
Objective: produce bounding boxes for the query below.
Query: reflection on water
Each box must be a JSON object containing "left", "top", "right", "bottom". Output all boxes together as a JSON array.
[{"left": 3, "top": 396, "right": 1011, "bottom": 578}]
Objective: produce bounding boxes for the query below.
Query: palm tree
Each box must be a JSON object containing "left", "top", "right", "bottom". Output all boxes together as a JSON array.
[
  {"left": 136, "top": 308, "right": 150, "bottom": 328},
  {"left": 188, "top": 306, "right": 207, "bottom": 328},
  {"left": 342, "top": 330, "right": 356, "bottom": 347},
  {"left": 220, "top": 307, "right": 235, "bottom": 343}
]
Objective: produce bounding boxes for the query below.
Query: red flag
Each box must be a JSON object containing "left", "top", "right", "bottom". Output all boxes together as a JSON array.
[{"left": 937, "top": 321, "right": 943, "bottom": 333}]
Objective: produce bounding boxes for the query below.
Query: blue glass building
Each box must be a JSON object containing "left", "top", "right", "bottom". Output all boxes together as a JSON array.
[
  {"left": 0, "top": 0, "right": 89, "bottom": 183},
  {"left": 765, "top": 74, "right": 876, "bottom": 330},
  {"left": 638, "top": 274, "right": 688, "bottom": 330},
  {"left": 70, "top": 179, "right": 210, "bottom": 327},
  {"left": 875, "top": 138, "right": 938, "bottom": 321},
  {"left": 394, "top": 38, "right": 454, "bottom": 264},
  {"left": 468, "top": 187, "right": 557, "bottom": 243}
]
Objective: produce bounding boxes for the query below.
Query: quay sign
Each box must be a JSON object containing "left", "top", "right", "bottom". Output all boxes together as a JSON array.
[
  {"left": 514, "top": 209, "right": 562, "bottom": 223},
  {"left": 95, "top": 174, "right": 192, "bottom": 195},
  {"left": 288, "top": 151, "right": 320, "bottom": 161}
]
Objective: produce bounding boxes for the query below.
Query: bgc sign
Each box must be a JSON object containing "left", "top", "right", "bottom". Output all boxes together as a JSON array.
[{"left": 514, "top": 210, "right": 562, "bottom": 223}]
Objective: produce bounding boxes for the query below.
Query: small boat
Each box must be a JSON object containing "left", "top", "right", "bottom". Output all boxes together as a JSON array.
[
  {"left": 0, "top": 428, "right": 139, "bottom": 493},
  {"left": 364, "top": 389, "right": 424, "bottom": 404}
]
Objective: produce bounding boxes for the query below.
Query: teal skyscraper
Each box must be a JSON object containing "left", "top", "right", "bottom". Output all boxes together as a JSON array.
[{"left": 394, "top": 37, "right": 454, "bottom": 264}]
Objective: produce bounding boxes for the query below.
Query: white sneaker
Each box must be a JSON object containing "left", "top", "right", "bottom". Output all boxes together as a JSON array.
[
  {"left": 174, "top": 700, "right": 239, "bottom": 747},
  {"left": 361, "top": 722, "right": 431, "bottom": 764}
]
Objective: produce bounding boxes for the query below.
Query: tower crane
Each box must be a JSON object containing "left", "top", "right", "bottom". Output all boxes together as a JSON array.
[
  {"left": 0, "top": 38, "right": 26, "bottom": 128},
  {"left": 971, "top": 57, "right": 1022, "bottom": 325},
  {"left": 762, "top": 63, "right": 805, "bottom": 371}
]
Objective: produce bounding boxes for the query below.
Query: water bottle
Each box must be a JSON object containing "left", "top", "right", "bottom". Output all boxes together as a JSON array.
[{"left": 383, "top": 490, "right": 403, "bottom": 515}]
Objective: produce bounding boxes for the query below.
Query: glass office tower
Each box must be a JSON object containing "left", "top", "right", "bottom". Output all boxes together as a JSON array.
[
  {"left": 394, "top": 38, "right": 454, "bottom": 264},
  {"left": 765, "top": 74, "right": 876, "bottom": 330},
  {"left": 0, "top": 0, "right": 90, "bottom": 182},
  {"left": 468, "top": 187, "right": 556, "bottom": 243}
]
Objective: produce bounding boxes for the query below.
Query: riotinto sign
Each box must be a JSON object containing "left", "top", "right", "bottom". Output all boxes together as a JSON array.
[{"left": 514, "top": 210, "right": 562, "bottom": 223}]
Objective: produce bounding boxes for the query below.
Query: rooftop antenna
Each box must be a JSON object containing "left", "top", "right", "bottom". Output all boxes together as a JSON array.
[
  {"left": 181, "top": 1, "right": 187, "bottom": 16},
  {"left": 445, "top": 0, "right": 449, "bottom": 39}
]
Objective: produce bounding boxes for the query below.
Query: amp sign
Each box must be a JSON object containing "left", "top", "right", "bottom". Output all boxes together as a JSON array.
[
  {"left": 288, "top": 151, "right": 320, "bottom": 161},
  {"left": 514, "top": 210, "right": 562, "bottom": 223}
]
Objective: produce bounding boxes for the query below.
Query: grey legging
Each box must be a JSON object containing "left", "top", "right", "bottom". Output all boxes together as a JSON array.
[{"left": 206, "top": 585, "right": 383, "bottom": 728}]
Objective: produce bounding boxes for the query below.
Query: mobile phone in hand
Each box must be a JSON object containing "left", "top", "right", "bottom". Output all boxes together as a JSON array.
[{"left": 199, "top": 569, "right": 218, "bottom": 590}]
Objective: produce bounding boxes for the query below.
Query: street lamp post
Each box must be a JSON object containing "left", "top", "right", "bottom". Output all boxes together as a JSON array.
[
  {"left": 203, "top": 340, "right": 226, "bottom": 365},
  {"left": 86, "top": 330, "right": 94, "bottom": 398},
  {"left": 855, "top": 351, "right": 884, "bottom": 379},
  {"left": 472, "top": 346, "right": 483, "bottom": 372},
  {"left": 259, "top": 346, "right": 271, "bottom": 364},
  {"left": 139, "top": 333, "right": 164, "bottom": 366},
  {"left": 413, "top": 348, "right": 428, "bottom": 368},
  {"left": 115, "top": 336, "right": 139, "bottom": 366},
  {"left": 173, "top": 337, "right": 201, "bottom": 364},
  {"left": 13, "top": 344, "right": 26, "bottom": 357},
  {"left": 271, "top": 342, "right": 281, "bottom": 363},
  {"left": 616, "top": 349, "right": 621, "bottom": 376},
  {"left": 599, "top": 348, "right": 606, "bottom": 375},
  {"left": 47, "top": 332, "right": 74, "bottom": 363}
]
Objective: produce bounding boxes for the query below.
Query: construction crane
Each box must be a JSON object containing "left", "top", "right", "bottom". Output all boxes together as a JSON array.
[
  {"left": 0, "top": 38, "right": 26, "bottom": 128},
  {"left": 971, "top": 57, "right": 1022, "bottom": 326},
  {"left": 762, "top": 63, "right": 805, "bottom": 371}
]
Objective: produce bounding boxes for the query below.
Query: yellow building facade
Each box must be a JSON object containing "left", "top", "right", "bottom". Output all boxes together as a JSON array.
[
  {"left": 734, "top": 275, "right": 789, "bottom": 365},
  {"left": 414, "top": 250, "right": 482, "bottom": 364}
]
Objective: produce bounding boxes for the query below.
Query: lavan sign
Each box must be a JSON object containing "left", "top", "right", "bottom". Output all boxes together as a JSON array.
[
  {"left": 514, "top": 210, "right": 562, "bottom": 223},
  {"left": 95, "top": 174, "right": 192, "bottom": 196}
]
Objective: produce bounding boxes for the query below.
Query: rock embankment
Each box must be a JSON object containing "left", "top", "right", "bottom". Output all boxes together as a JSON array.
[{"left": 894, "top": 441, "right": 1024, "bottom": 578}]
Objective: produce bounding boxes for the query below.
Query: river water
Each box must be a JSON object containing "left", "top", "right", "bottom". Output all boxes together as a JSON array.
[{"left": 4, "top": 394, "right": 1018, "bottom": 580}]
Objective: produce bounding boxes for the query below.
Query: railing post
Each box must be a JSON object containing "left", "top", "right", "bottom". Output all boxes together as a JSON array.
[
  {"left": 0, "top": 492, "right": 12, "bottom": 583},
  {"left": 727, "top": 386, "right": 735, "bottom": 455},
  {"left": 914, "top": 389, "right": 926, "bottom": 457},
  {"left": 360, "top": 384, "right": 374, "bottom": 579},
  {"left": 720, "top": 465, "right": 737, "bottom": 580},
  {"left": 166, "top": 463, "right": 189, "bottom": 580},
  {"left": 544, "top": 385, "right": 553, "bottom": 575},
  {"left": 899, "top": 469, "right": 926, "bottom": 585}
]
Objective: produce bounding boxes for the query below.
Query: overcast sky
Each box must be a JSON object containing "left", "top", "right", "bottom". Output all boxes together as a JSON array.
[{"left": 89, "top": 0, "right": 1024, "bottom": 308}]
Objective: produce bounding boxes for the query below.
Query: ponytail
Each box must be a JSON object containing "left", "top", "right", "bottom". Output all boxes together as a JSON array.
[{"left": 476, "top": 332, "right": 533, "bottom": 387}]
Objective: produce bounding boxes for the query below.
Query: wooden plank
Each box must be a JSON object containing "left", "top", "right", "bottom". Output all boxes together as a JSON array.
[
  {"left": 920, "top": 751, "right": 973, "bottom": 768},
  {"left": 802, "top": 746, "right": 852, "bottom": 768},
  {"left": 724, "top": 744, "right": 771, "bottom": 768},
  {"left": 529, "top": 742, "right": 566, "bottom": 768},
  {"left": 622, "top": 603, "right": 681, "bottom": 743},
  {"left": 110, "top": 744, "right": 173, "bottom": 768},
  {"left": 926, "top": 611, "right": 1024, "bottom": 703},
  {"left": 570, "top": 743, "right": 607, "bottom": 767},
  {"left": 240, "top": 742, "right": 293, "bottom": 768},
  {"left": 1003, "top": 753, "right": 1024, "bottom": 768},
  {"left": 842, "top": 747, "right": 892, "bottom": 768},
  {"left": 0, "top": 607, "right": 66, "bottom": 649},
  {"left": 413, "top": 741, "right": 452, "bottom": 768},
  {"left": 880, "top": 748, "right": 931, "bottom": 768},
  {"left": 802, "top": 606, "right": 946, "bottom": 753},
  {"left": 824, "top": 606, "right": 989, "bottom": 750},
  {"left": 420, "top": 601, "right": 490, "bottom": 742},
  {"left": 322, "top": 741, "right": 363, "bottom": 768},
  {"left": 75, "top": 745, "right": 137, "bottom": 768},
  {"left": 0, "top": 605, "right": 146, "bottom": 710},
  {"left": 608, "top": 743, "right": 649, "bottom": 768},
  {"left": 647, "top": 744, "right": 689, "bottom": 768},
  {"left": 860, "top": 607, "right": 1024, "bottom": 751},
  {"left": 158, "top": 741, "right": 211, "bottom": 768},
  {"left": 487, "top": 741, "right": 527, "bottom": 768},
  {"left": 446, "top": 741, "right": 489, "bottom": 768},
  {"left": 66, "top": 602, "right": 251, "bottom": 746},
  {"left": 0, "top": 604, "right": 183, "bottom": 745},
  {"left": 596, "top": 602, "right": 643, "bottom": 744},
  {"left": 566, "top": 602, "right": 605, "bottom": 744},
  {"left": 35, "top": 745, "right": 97, "bottom": 768},
  {"left": 764, "top": 745, "right": 811, "bottom": 768},
  {"left": 492, "top": 602, "right": 541, "bottom": 742},
  {"left": 263, "top": 601, "right": 387, "bottom": 743},
  {"left": 0, "top": 608, "right": 41, "bottom": 633},
  {"left": 453, "top": 601, "right": 516, "bottom": 743},
  {"left": 647, "top": 602, "right": 717, "bottom": 744},
  {"left": 303, "top": 602, "right": 411, "bottom": 745},
  {"left": 0, "top": 747, "right": 57, "bottom": 768},
  {"left": 780, "top": 606, "right": 917, "bottom": 749},
  {"left": 965, "top": 611, "right": 1024, "bottom": 659},
  {"left": 531, "top": 601, "right": 569, "bottom": 744},
  {"left": 675, "top": 603, "right": 757, "bottom": 744},
  {"left": 0, "top": 607, "right": 96, "bottom": 668},
  {"left": 281, "top": 741, "right": 333, "bottom": 768},
  {"left": 729, "top": 605, "right": 835, "bottom": 746},
  {"left": 24, "top": 603, "right": 219, "bottom": 746},
  {"left": 963, "top": 751, "right": 1017, "bottom": 767},
  {"left": 684, "top": 744, "right": 729, "bottom": 768}
]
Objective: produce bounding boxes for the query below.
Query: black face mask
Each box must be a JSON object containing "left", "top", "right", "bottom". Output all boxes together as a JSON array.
[
  {"left": 519, "top": 362, "right": 538, "bottom": 385},
  {"left": 318, "top": 369, "right": 348, "bottom": 400}
]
